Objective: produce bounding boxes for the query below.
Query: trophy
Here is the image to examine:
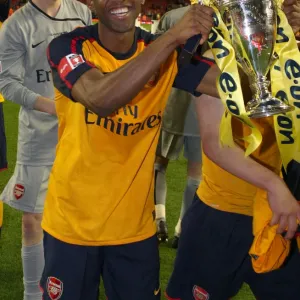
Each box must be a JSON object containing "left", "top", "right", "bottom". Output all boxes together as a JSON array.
[{"left": 213, "top": 0, "right": 294, "bottom": 118}]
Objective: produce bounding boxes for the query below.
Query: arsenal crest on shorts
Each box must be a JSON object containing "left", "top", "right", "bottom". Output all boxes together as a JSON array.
[
  {"left": 193, "top": 285, "right": 209, "bottom": 300},
  {"left": 47, "top": 277, "right": 63, "bottom": 300},
  {"left": 13, "top": 184, "right": 25, "bottom": 200}
]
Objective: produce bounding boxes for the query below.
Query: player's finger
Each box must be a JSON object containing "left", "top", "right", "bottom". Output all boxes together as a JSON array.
[
  {"left": 283, "top": 4, "right": 299, "bottom": 15},
  {"left": 195, "top": 17, "right": 213, "bottom": 33},
  {"left": 288, "top": 18, "right": 300, "bottom": 33},
  {"left": 291, "top": 25, "right": 300, "bottom": 34},
  {"left": 195, "top": 26, "right": 210, "bottom": 44},
  {"left": 285, "top": 215, "right": 298, "bottom": 239},
  {"left": 195, "top": 4, "right": 215, "bottom": 17},
  {"left": 197, "top": 24, "right": 213, "bottom": 44},
  {"left": 193, "top": 12, "right": 214, "bottom": 34},
  {"left": 289, "top": 11, "right": 300, "bottom": 18},
  {"left": 191, "top": 6, "right": 214, "bottom": 25},
  {"left": 288, "top": 12, "right": 300, "bottom": 23},
  {"left": 277, "top": 215, "right": 288, "bottom": 234},
  {"left": 270, "top": 213, "right": 280, "bottom": 226},
  {"left": 270, "top": 213, "right": 280, "bottom": 227},
  {"left": 283, "top": 0, "right": 297, "bottom": 6},
  {"left": 187, "top": 18, "right": 210, "bottom": 37},
  {"left": 282, "top": 0, "right": 297, "bottom": 9}
]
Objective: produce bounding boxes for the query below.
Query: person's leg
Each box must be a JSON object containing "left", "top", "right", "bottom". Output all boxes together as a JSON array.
[
  {"left": 1, "top": 165, "right": 50, "bottom": 300},
  {"left": 172, "top": 136, "right": 202, "bottom": 249},
  {"left": 103, "top": 235, "right": 160, "bottom": 300},
  {"left": 0, "top": 201, "right": 3, "bottom": 237},
  {"left": 246, "top": 239, "right": 300, "bottom": 300},
  {"left": 154, "top": 155, "right": 169, "bottom": 223},
  {"left": 0, "top": 101, "right": 7, "bottom": 237},
  {"left": 166, "top": 196, "right": 253, "bottom": 300},
  {"left": 22, "top": 212, "right": 44, "bottom": 300},
  {"left": 40, "top": 231, "right": 103, "bottom": 300},
  {"left": 155, "top": 130, "right": 183, "bottom": 242}
]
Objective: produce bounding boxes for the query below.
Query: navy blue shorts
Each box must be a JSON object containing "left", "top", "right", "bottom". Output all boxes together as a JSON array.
[
  {"left": 166, "top": 195, "right": 300, "bottom": 300},
  {"left": 0, "top": 103, "right": 7, "bottom": 171},
  {"left": 40, "top": 232, "right": 160, "bottom": 300}
]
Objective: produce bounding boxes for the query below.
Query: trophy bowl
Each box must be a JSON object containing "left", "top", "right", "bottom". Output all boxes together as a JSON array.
[{"left": 214, "top": 0, "right": 294, "bottom": 118}]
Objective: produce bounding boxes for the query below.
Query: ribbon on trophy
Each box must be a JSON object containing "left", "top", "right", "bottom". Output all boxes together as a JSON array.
[
  {"left": 195, "top": 0, "right": 300, "bottom": 164},
  {"left": 190, "top": 0, "right": 300, "bottom": 273},
  {"left": 200, "top": 0, "right": 263, "bottom": 154},
  {"left": 272, "top": 6, "right": 300, "bottom": 171}
]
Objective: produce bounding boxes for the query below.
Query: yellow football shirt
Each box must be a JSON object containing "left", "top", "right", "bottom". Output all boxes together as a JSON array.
[
  {"left": 44, "top": 24, "right": 213, "bottom": 246},
  {"left": 198, "top": 116, "right": 282, "bottom": 216}
]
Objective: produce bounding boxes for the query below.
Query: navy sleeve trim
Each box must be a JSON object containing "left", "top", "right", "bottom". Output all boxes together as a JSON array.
[
  {"left": 173, "top": 58, "right": 214, "bottom": 96},
  {"left": 47, "top": 27, "right": 95, "bottom": 101}
]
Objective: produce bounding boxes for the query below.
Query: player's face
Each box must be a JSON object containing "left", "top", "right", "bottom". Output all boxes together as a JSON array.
[{"left": 95, "top": 0, "right": 143, "bottom": 33}]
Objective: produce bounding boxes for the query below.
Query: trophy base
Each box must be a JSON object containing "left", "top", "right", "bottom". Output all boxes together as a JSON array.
[{"left": 247, "top": 97, "right": 294, "bottom": 119}]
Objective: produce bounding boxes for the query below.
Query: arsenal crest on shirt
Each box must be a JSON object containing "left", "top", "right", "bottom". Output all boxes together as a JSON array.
[
  {"left": 193, "top": 285, "right": 210, "bottom": 300},
  {"left": 13, "top": 184, "right": 25, "bottom": 200},
  {"left": 47, "top": 277, "right": 63, "bottom": 300}
]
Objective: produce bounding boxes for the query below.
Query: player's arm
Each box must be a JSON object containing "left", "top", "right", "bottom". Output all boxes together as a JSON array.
[
  {"left": 196, "top": 48, "right": 220, "bottom": 97},
  {"left": 48, "top": 4, "right": 214, "bottom": 117},
  {"left": 0, "top": 20, "right": 56, "bottom": 115},
  {"left": 172, "top": 46, "right": 220, "bottom": 98},
  {"left": 156, "top": 6, "right": 220, "bottom": 99},
  {"left": 195, "top": 64, "right": 220, "bottom": 97},
  {"left": 196, "top": 94, "right": 300, "bottom": 239},
  {"left": 69, "top": 34, "right": 181, "bottom": 117},
  {"left": 283, "top": 0, "right": 300, "bottom": 33}
]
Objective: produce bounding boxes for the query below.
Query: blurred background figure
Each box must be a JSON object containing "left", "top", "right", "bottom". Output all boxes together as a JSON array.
[
  {"left": 0, "top": 0, "right": 12, "bottom": 238},
  {"left": 0, "top": 0, "right": 91, "bottom": 299},
  {"left": 154, "top": 5, "right": 205, "bottom": 248}
]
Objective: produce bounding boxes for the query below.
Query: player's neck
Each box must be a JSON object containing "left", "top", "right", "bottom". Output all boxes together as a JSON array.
[
  {"left": 98, "top": 24, "right": 135, "bottom": 54},
  {"left": 32, "top": 0, "right": 62, "bottom": 18}
]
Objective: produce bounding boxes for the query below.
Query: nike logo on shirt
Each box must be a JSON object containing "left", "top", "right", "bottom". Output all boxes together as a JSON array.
[{"left": 32, "top": 40, "right": 45, "bottom": 48}]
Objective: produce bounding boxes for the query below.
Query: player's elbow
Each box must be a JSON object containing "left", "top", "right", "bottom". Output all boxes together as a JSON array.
[
  {"left": 202, "top": 134, "right": 221, "bottom": 163},
  {"left": 88, "top": 88, "right": 126, "bottom": 117},
  {"left": 92, "top": 106, "right": 113, "bottom": 118},
  {"left": 72, "top": 85, "right": 114, "bottom": 117},
  {"left": 87, "top": 95, "right": 116, "bottom": 118}
]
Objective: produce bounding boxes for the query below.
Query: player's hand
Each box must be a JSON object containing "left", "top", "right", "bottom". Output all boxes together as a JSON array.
[
  {"left": 34, "top": 96, "right": 57, "bottom": 115},
  {"left": 268, "top": 180, "right": 300, "bottom": 239},
  {"left": 283, "top": 0, "right": 300, "bottom": 33},
  {"left": 168, "top": 4, "right": 214, "bottom": 45}
]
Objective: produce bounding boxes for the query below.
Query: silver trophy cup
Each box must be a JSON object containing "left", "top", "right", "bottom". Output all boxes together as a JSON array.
[{"left": 215, "top": 0, "right": 294, "bottom": 118}]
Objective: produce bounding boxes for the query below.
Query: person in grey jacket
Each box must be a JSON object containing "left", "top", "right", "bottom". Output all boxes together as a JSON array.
[
  {"left": 0, "top": 0, "right": 91, "bottom": 299},
  {"left": 154, "top": 6, "right": 206, "bottom": 248}
]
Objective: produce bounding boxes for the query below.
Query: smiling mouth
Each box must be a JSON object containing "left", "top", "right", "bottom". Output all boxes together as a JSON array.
[{"left": 110, "top": 7, "right": 130, "bottom": 18}]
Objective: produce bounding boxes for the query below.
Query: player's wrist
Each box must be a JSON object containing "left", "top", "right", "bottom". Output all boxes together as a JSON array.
[
  {"left": 34, "top": 96, "right": 56, "bottom": 115},
  {"left": 264, "top": 175, "right": 285, "bottom": 194},
  {"left": 163, "top": 28, "right": 182, "bottom": 48}
]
